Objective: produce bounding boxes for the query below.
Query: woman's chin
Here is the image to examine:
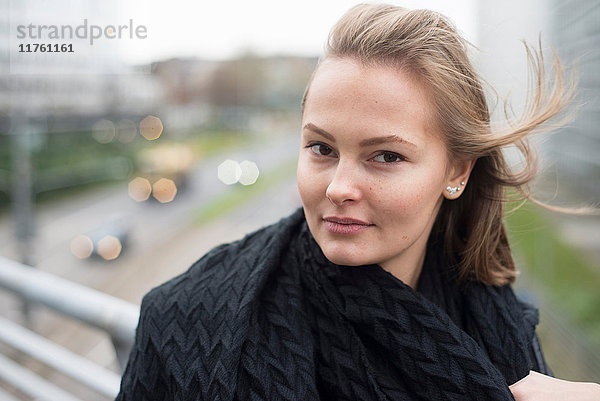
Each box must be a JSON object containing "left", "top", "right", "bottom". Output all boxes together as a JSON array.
[{"left": 320, "top": 247, "right": 370, "bottom": 267}]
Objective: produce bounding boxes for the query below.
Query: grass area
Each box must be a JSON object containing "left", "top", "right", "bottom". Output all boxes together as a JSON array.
[
  {"left": 505, "top": 202, "right": 600, "bottom": 350},
  {"left": 194, "top": 156, "right": 298, "bottom": 225}
]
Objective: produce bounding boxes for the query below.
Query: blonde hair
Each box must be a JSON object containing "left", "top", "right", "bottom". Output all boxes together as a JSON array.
[{"left": 302, "top": 4, "right": 576, "bottom": 286}]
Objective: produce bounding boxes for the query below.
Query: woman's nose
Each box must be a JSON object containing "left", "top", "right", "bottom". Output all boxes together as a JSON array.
[{"left": 325, "top": 161, "right": 362, "bottom": 205}]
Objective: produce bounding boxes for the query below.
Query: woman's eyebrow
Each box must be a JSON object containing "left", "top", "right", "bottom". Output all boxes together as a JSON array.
[
  {"left": 303, "top": 123, "right": 335, "bottom": 142},
  {"left": 360, "top": 135, "right": 417, "bottom": 148},
  {"left": 303, "top": 122, "right": 417, "bottom": 148}
]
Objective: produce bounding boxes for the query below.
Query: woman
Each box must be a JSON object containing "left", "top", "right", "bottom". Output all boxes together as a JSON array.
[{"left": 116, "top": 4, "right": 600, "bottom": 400}]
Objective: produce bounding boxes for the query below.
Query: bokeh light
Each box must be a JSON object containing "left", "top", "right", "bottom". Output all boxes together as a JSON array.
[
  {"left": 97, "top": 235, "right": 122, "bottom": 260},
  {"left": 92, "top": 119, "right": 116, "bottom": 144},
  {"left": 238, "top": 160, "right": 260, "bottom": 185},
  {"left": 218, "top": 159, "right": 242, "bottom": 185},
  {"left": 152, "top": 178, "right": 177, "bottom": 203},
  {"left": 70, "top": 235, "right": 94, "bottom": 259},
  {"left": 117, "top": 119, "right": 137, "bottom": 143},
  {"left": 128, "top": 177, "right": 152, "bottom": 202},
  {"left": 139, "top": 115, "right": 163, "bottom": 141}
]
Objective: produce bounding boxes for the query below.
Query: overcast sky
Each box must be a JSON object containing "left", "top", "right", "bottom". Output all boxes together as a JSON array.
[{"left": 118, "top": 0, "right": 477, "bottom": 64}]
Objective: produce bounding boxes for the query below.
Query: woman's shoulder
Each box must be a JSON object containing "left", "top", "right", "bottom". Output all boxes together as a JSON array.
[{"left": 139, "top": 207, "right": 306, "bottom": 321}]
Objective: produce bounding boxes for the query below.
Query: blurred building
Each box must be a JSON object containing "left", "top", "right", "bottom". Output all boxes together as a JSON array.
[
  {"left": 476, "top": 0, "right": 600, "bottom": 199},
  {"left": 150, "top": 55, "right": 317, "bottom": 133},
  {"left": 0, "top": 0, "right": 162, "bottom": 131},
  {"left": 548, "top": 0, "right": 600, "bottom": 197}
]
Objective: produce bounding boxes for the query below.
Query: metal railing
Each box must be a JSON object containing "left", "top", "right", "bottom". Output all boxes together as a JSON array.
[{"left": 0, "top": 256, "right": 140, "bottom": 400}]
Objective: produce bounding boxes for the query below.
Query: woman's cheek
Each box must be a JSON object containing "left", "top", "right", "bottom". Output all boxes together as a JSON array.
[
  {"left": 377, "top": 179, "right": 422, "bottom": 215},
  {"left": 297, "top": 158, "right": 321, "bottom": 204}
]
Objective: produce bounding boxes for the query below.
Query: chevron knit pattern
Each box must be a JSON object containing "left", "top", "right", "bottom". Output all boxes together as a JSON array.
[{"left": 116, "top": 207, "right": 547, "bottom": 401}]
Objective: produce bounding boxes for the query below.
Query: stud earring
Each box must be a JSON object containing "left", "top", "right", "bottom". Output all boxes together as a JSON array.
[
  {"left": 446, "top": 186, "right": 460, "bottom": 196},
  {"left": 446, "top": 182, "right": 466, "bottom": 196}
]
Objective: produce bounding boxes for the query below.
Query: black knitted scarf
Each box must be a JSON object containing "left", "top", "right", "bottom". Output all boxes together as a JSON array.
[{"left": 117, "top": 207, "right": 539, "bottom": 401}]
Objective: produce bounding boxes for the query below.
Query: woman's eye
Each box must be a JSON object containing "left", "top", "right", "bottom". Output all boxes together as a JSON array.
[
  {"left": 373, "top": 152, "right": 404, "bottom": 163},
  {"left": 309, "top": 144, "right": 334, "bottom": 157}
]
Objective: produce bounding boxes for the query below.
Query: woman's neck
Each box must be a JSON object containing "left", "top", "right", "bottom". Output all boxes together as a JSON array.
[{"left": 378, "top": 230, "right": 429, "bottom": 289}]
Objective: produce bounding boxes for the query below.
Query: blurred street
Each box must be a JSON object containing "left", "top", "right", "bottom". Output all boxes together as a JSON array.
[{"left": 0, "top": 133, "right": 299, "bottom": 282}]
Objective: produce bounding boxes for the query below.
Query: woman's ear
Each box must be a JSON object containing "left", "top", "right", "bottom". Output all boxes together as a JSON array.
[{"left": 443, "top": 159, "right": 476, "bottom": 200}]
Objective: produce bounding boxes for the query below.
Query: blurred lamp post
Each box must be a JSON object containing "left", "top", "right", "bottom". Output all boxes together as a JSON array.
[
  {"left": 11, "top": 115, "right": 37, "bottom": 266},
  {"left": 10, "top": 114, "right": 40, "bottom": 325}
]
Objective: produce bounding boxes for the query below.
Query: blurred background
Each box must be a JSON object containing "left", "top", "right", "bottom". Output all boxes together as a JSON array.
[{"left": 0, "top": 0, "right": 598, "bottom": 399}]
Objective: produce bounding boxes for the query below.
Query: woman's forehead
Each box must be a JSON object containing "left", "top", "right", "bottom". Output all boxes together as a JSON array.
[{"left": 302, "top": 58, "right": 440, "bottom": 144}]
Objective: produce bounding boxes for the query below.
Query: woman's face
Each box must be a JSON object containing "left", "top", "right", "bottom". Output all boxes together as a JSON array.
[{"left": 297, "top": 58, "right": 468, "bottom": 284}]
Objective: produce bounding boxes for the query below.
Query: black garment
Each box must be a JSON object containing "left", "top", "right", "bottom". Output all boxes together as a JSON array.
[{"left": 116, "top": 207, "right": 549, "bottom": 401}]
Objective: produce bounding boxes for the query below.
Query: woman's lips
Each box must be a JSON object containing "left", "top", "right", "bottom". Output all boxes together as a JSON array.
[{"left": 322, "top": 217, "right": 373, "bottom": 235}]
